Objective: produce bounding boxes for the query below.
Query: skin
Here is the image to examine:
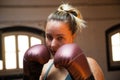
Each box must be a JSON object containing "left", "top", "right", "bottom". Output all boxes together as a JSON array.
[
  {"left": 45, "top": 20, "right": 75, "bottom": 56},
  {"left": 40, "top": 20, "right": 104, "bottom": 80}
]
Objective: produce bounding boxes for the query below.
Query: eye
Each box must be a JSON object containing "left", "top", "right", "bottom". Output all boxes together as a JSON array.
[
  {"left": 46, "top": 34, "right": 53, "bottom": 41},
  {"left": 57, "top": 36, "right": 64, "bottom": 41}
]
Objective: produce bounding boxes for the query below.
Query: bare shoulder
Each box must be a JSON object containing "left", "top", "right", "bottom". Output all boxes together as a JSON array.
[
  {"left": 87, "top": 57, "right": 98, "bottom": 66},
  {"left": 87, "top": 57, "right": 105, "bottom": 80}
]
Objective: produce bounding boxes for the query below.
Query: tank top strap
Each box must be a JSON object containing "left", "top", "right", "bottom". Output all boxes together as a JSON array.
[
  {"left": 43, "top": 62, "right": 54, "bottom": 80},
  {"left": 43, "top": 62, "right": 72, "bottom": 80},
  {"left": 65, "top": 74, "right": 72, "bottom": 80}
]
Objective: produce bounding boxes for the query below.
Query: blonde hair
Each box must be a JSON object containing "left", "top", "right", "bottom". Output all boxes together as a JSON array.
[{"left": 47, "top": 4, "right": 86, "bottom": 34}]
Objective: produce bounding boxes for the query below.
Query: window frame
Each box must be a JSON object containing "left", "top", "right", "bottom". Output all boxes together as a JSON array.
[
  {"left": 106, "top": 24, "right": 120, "bottom": 71},
  {"left": 0, "top": 26, "right": 45, "bottom": 78}
]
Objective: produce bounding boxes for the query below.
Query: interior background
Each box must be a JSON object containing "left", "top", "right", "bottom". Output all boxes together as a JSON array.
[{"left": 0, "top": 0, "right": 120, "bottom": 80}]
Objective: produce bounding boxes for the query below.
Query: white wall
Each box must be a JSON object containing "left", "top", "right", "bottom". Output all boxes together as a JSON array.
[{"left": 0, "top": 0, "right": 120, "bottom": 80}]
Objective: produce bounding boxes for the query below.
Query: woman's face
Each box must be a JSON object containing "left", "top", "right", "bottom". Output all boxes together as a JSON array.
[{"left": 45, "top": 20, "right": 74, "bottom": 55}]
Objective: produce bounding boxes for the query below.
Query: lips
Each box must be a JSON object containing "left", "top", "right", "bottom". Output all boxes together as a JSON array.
[{"left": 52, "top": 51, "right": 56, "bottom": 55}]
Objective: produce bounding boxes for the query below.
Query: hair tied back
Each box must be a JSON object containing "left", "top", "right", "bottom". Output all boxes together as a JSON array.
[{"left": 58, "top": 4, "right": 86, "bottom": 31}]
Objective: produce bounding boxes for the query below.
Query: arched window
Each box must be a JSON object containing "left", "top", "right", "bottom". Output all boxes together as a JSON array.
[
  {"left": 106, "top": 24, "right": 120, "bottom": 71},
  {"left": 0, "top": 26, "right": 45, "bottom": 79}
]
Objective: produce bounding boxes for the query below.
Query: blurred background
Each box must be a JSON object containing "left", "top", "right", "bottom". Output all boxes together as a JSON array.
[{"left": 0, "top": 0, "right": 120, "bottom": 80}]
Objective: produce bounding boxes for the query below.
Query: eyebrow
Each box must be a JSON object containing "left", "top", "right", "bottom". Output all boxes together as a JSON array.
[
  {"left": 56, "top": 34, "right": 65, "bottom": 36},
  {"left": 46, "top": 33, "right": 65, "bottom": 36}
]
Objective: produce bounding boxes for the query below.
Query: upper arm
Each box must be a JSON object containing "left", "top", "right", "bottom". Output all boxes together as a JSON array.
[{"left": 87, "top": 57, "right": 105, "bottom": 80}]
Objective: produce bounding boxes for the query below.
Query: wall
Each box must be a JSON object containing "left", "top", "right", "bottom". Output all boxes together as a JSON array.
[
  {"left": 76, "top": 20, "right": 120, "bottom": 80},
  {"left": 0, "top": 0, "right": 120, "bottom": 80}
]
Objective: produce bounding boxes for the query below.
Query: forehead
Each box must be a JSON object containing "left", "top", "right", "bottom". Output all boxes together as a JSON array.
[{"left": 45, "top": 20, "right": 70, "bottom": 34}]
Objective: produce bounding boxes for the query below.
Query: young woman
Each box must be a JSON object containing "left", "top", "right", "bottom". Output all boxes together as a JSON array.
[
  {"left": 23, "top": 4, "right": 104, "bottom": 80},
  {"left": 40, "top": 4, "right": 104, "bottom": 80}
]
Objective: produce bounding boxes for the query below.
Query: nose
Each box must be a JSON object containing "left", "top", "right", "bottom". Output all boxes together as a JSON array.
[{"left": 51, "top": 39, "right": 57, "bottom": 50}]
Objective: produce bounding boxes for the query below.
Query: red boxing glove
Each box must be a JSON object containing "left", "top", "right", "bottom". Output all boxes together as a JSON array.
[
  {"left": 23, "top": 44, "right": 50, "bottom": 80},
  {"left": 54, "top": 43, "right": 94, "bottom": 80}
]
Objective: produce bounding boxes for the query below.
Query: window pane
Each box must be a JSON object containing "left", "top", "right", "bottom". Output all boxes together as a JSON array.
[
  {"left": 31, "top": 37, "right": 41, "bottom": 46},
  {"left": 111, "top": 33, "right": 120, "bottom": 61},
  {"left": 18, "top": 35, "right": 29, "bottom": 68},
  {"left": 0, "top": 60, "right": 3, "bottom": 70},
  {"left": 4, "top": 35, "right": 16, "bottom": 69}
]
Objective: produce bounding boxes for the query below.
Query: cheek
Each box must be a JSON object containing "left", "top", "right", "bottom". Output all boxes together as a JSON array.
[
  {"left": 57, "top": 36, "right": 74, "bottom": 46},
  {"left": 64, "top": 36, "right": 74, "bottom": 43},
  {"left": 45, "top": 38, "right": 51, "bottom": 47},
  {"left": 57, "top": 38, "right": 72, "bottom": 48},
  {"left": 57, "top": 42, "right": 65, "bottom": 48}
]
